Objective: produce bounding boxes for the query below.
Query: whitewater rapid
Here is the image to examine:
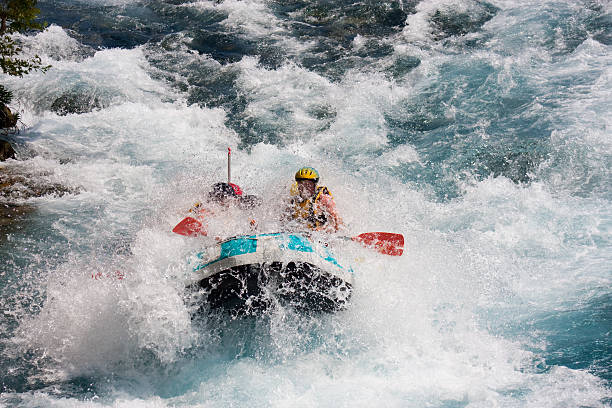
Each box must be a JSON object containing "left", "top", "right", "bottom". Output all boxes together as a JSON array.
[{"left": 0, "top": 0, "right": 610, "bottom": 406}]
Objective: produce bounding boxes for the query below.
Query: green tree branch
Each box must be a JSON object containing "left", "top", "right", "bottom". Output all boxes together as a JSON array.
[{"left": 0, "top": 0, "right": 49, "bottom": 77}]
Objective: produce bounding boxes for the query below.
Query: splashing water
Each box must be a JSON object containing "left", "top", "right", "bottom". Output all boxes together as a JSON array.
[{"left": 0, "top": 0, "right": 610, "bottom": 406}]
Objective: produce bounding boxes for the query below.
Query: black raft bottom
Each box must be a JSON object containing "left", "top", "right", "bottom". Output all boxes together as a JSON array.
[{"left": 188, "top": 262, "right": 352, "bottom": 315}]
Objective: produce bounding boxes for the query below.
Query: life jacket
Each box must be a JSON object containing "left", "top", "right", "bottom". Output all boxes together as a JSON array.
[{"left": 290, "top": 184, "right": 333, "bottom": 230}]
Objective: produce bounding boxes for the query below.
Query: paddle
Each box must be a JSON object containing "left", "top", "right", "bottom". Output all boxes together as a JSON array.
[
  {"left": 172, "top": 216, "right": 206, "bottom": 237},
  {"left": 350, "top": 232, "right": 404, "bottom": 256},
  {"left": 172, "top": 218, "right": 403, "bottom": 256},
  {"left": 172, "top": 147, "right": 232, "bottom": 238}
]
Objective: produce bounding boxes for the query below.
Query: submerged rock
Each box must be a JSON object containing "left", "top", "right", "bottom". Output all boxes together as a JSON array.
[
  {"left": 0, "top": 167, "right": 78, "bottom": 200},
  {"left": 429, "top": 2, "right": 498, "bottom": 41},
  {"left": 387, "top": 55, "right": 421, "bottom": 79},
  {"left": 0, "top": 104, "right": 18, "bottom": 129},
  {"left": 0, "top": 161, "right": 81, "bottom": 239},
  {"left": 50, "top": 91, "right": 105, "bottom": 115},
  {"left": 0, "top": 140, "right": 16, "bottom": 161}
]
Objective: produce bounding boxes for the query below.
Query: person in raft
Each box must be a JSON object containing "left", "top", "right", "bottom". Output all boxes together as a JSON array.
[
  {"left": 190, "top": 182, "right": 260, "bottom": 212},
  {"left": 283, "top": 167, "right": 342, "bottom": 233},
  {"left": 189, "top": 182, "right": 261, "bottom": 236}
]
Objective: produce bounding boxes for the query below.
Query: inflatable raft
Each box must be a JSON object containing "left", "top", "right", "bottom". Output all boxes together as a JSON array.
[{"left": 186, "top": 233, "right": 353, "bottom": 315}]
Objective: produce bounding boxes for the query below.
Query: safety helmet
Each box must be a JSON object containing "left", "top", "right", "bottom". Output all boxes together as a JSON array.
[
  {"left": 228, "top": 183, "right": 243, "bottom": 196},
  {"left": 208, "top": 182, "right": 238, "bottom": 202},
  {"left": 295, "top": 167, "right": 319, "bottom": 183}
]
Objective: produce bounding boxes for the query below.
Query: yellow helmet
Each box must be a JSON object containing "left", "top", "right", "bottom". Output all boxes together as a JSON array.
[{"left": 295, "top": 167, "right": 319, "bottom": 183}]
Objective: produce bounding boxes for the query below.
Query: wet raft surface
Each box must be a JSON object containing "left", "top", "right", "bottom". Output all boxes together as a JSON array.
[
  {"left": 190, "top": 261, "right": 352, "bottom": 315},
  {"left": 187, "top": 233, "right": 353, "bottom": 315}
]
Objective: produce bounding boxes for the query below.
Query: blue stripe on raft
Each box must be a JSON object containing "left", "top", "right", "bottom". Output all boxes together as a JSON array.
[
  {"left": 276, "top": 234, "right": 314, "bottom": 253},
  {"left": 322, "top": 249, "right": 341, "bottom": 268},
  {"left": 220, "top": 237, "right": 258, "bottom": 259},
  {"left": 277, "top": 234, "right": 343, "bottom": 269},
  {"left": 192, "top": 233, "right": 352, "bottom": 273},
  {"left": 193, "top": 237, "right": 257, "bottom": 272}
]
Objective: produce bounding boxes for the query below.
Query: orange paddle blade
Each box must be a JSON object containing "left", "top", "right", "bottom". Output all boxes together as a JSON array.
[
  {"left": 352, "top": 232, "right": 404, "bottom": 256},
  {"left": 172, "top": 217, "right": 205, "bottom": 237}
]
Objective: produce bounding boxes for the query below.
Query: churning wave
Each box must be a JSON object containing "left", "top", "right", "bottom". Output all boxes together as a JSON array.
[{"left": 0, "top": 0, "right": 610, "bottom": 406}]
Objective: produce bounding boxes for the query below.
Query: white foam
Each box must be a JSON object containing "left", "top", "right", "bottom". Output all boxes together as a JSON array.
[
  {"left": 14, "top": 24, "right": 94, "bottom": 62},
  {"left": 2, "top": 0, "right": 611, "bottom": 406},
  {"left": 235, "top": 57, "right": 417, "bottom": 160},
  {"left": 2, "top": 46, "right": 180, "bottom": 121},
  {"left": 187, "top": 0, "right": 284, "bottom": 37},
  {"left": 402, "top": 0, "right": 488, "bottom": 43},
  {"left": 69, "top": 0, "right": 134, "bottom": 5}
]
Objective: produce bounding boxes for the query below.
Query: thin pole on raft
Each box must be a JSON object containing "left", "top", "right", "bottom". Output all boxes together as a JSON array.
[{"left": 227, "top": 147, "right": 231, "bottom": 184}]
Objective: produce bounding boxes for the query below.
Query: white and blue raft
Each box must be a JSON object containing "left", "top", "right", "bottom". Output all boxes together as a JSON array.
[{"left": 186, "top": 233, "right": 354, "bottom": 315}]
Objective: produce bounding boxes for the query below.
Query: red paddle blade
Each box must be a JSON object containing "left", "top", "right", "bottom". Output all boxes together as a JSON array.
[
  {"left": 172, "top": 217, "right": 205, "bottom": 237},
  {"left": 353, "top": 232, "right": 404, "bottom": 256}
]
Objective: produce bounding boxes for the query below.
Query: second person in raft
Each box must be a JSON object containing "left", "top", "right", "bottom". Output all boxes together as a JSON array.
[
  {"left": 192, "top": 182, "right": 260, "bottom": 211},
  {"left": 282, "top": 167, "right": 342, "bottom": 233},
  {"left": 190, "top": 182, "right": 261, "bottom": 237}
]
